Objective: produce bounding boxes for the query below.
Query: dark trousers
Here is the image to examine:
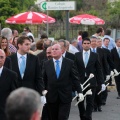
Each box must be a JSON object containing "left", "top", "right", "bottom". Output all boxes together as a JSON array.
[
  {"left": 78, "top": 87, "right": 96, "bottom": 120},
  {"left": 47, "top": 99, "right": 71, "bottom": 120},
  {"left": 41, "top": 103, "right": 50, "bottom": 120},
  {"left": 94, "top": 86, "right": 102, "bottom": 108},
  {"left": 115, "top": 75, "right": 120, "bottom": 95},
  {"left": 101, "top": 87, "right": 108, "bottom": 103}
]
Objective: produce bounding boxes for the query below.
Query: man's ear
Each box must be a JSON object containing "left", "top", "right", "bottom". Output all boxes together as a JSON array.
[{"left": 30, "top": 111, "right": 41, "bottom": 120}]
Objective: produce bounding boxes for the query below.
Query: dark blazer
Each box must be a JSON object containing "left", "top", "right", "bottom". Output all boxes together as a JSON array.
[
  {"left": 42, "top": 57, "right": 82, "bottom": 103},
  {"left": 96, "top": 47, "right": 109, "bottom": 76},
  {"left": 0, "top": 67, "right": 18, "bottom": 120},
  {"left": 9, "top": 53, "right": 44, "bottom": 94},
  {"left": 102, "top": 48, "right": 115, "bottom": 70},
  {"left": 65, "top": 51, "right": 75, "bottom": 61},
  {"left": 75, "top": 51, "right": 104, "bottom": 87},
  {"left": 111, "top": 47, "right": 120, "bottom": 71},
  {"left": 4, "top": 57, "right": 12, "bottom": 69}
]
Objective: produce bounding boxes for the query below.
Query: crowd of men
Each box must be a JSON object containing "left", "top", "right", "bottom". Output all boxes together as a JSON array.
[{"left": 0, "top": 27, "right": 120, "bottom": 120}]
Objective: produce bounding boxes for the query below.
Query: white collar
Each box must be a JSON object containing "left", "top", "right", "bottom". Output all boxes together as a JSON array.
[
  {"left": 17, "top": 52, "right": 27, "bottom": 59},
  {"left": 62, "top": 51, "right": 66, "bottom": 57},
  {"left": 83, "top": 49, "right": 90, "bottom": 54},
  {"left": 0, "top": 66, "right": 3, "bottom": 75},
  {"left": 53, "top": 56, "right": 63, "bottom": 63}
]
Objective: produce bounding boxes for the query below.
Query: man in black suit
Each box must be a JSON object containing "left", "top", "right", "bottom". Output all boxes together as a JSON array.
[
  {"left": 58, "top": 39, "right": 75, "bottom": 61},
  {"left": 75, "top": 38, "right": 105, "bottom": 120},
  {"left": 111, "top": 38, "right": 120, "bottom": 99},
  {"left": 42, "top": 44, "right": 84, "bottom": 120},
  {"left": 0, "top": 49, "right": 18, "bottom": 120},
  {"left": 9, "top": 36, "right": 45, "bottom": 95},
  {"left": 90, "top": 36, "right": 109, "bottom": 111}
]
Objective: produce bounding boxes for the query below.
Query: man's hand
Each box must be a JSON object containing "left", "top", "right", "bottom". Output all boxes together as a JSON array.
[
  {"left": 78, "top": 93, "right": 84, "bottom": 102},
  {"left": 42, "top": 90, "right": 48, "bottom": 96},
  {"left": 101, "top": 84, "right": 106, "bottom": 91},
  {"left": 106, "top": 75, "right": 110, "bottom": 81},
  {"left": 110, "top": 71, "right": 114, "bottom": 76}
]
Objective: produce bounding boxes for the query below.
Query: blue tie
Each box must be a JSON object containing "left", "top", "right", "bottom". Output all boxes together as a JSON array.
[
  {"left": 19, "top": 56, "right": 26, "bottom": 77},
  {"left": 84, "top": 52, "right": 88, "bottom": 67},
  {"left": 55, "top": 60, "right": 60, "bottom": 79},
  {"left": 93, "top": 48, "right": 96, "bottom": 53}
]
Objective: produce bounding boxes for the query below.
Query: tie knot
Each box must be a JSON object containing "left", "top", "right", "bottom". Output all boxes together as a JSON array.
[
  {"left": 21, "top": 56, "right": 25, "bottom": 59},
  {"left": 55, "top": 60, "right": 59, "bottom": 64}
]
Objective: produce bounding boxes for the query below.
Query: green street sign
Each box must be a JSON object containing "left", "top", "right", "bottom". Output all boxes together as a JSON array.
[{"left": 41, "top": 2, "right": 47, "bottom": 10}]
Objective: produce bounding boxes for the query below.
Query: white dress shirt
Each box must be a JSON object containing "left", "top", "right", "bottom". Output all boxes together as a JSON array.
[
  {"left": 62, "top": 51, "right": 66, "bottom": 57},
  {"left": 17, "top": 52, "right": 27, "bottom": 77},
  {"left": 0, "top": 66, "right": 3, "bottom": 76},
  {"left": 116, "top": 46, "right": 120, "bottom": 56},
  {"left": 69, "top": 44, "right": 79, "bottom": 54},
  {"left": 53, "top": 56, "right": 63, "bottom": 71},
  {"left": 91, "top": 47, "right": 97, "bottom": 53}
]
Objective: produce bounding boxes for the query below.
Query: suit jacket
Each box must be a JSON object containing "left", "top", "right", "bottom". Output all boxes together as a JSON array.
[
  {"left": 75, "top": 51, "right": 104, "bottom": 87},
  {"left": 9, "top": 53, "right": 44, "bottom": 94},
  {"left": 4, "top": 57, "right": 12, "bottom": 69},
  {"left": 96, "top": 47, "right": 109, "bottom": 76},
  {"left": 102, "top": 48, "right": 115, "bottom": 70},
  {"left": 65, "top": 51, "right": 75, "bottom": 61},
  {"left": 111, "top": 48, "right": 120, "bottom": 71},
  {"left": 0, "top": 67, "right": 18, "bottom": 120},
  {"left": 42, "top": 57, "right": 82, "bottom": 103}
]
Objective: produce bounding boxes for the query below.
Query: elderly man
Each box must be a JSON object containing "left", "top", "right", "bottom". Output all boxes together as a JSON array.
[
  {"left": 1, "top": 28, "right": 17, "bottom": 53},
  {"left": 6, "top": 87, "right": 42, "bottom": 120},
  {"left": 42, "top": 44, "right": 83, "bottom": 120},
  {"left": 0, "top": 49, "right": 18, "bottom": 120}
]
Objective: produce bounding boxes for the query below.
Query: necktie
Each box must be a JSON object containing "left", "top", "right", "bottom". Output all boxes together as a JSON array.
[
  {"left": 55, "top": 60, "right": 60, "bottom": 79},
  {"left": 84, "top": 52, "right": 88, "bottom": 67},
  {"left": 19, "top": 56, "right": 26, "bottom": 77},
  {"left": 93, "top": 48, "right": 96, "bottom": 53}
]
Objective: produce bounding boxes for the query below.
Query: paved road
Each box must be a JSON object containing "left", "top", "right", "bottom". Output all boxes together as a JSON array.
[{"left": 69, "top": 90, "right": 120, "bottom": 120}]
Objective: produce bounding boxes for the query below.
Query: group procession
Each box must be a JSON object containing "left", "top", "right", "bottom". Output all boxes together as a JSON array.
[{"left": 0, "top": 27, "right": 120, "bottom": 120}]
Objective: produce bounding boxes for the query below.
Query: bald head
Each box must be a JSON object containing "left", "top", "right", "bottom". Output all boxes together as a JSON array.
[
  {"left": 52, "top": 44, "right": 62, "bottom": 60},
  {"left": 0, "top": 49, "right": 6, "bottom": 68}
]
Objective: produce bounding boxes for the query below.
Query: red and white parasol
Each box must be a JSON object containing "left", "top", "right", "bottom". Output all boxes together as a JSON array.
[
  {"left": 69, "top": 14, "right": 105, "bottom": 25},
  {"left": 5, "top": 11, "right": 55, "bottom": 24}
]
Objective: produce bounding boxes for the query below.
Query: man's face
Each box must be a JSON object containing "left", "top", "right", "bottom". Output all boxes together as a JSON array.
[
  {"left": 58, "top": 42, "right": 66, "bottom": 54},
  {"left": 103, "top": 39, "right": 110, "bottom": 47},
  {"left": 82, "top": 40, "right": 91, "bottom": 51},
  {"left": 51, "top": 44, "right": 62, "bottom": 59},
  {"left": 96, "top": 39, "right": 102, "bottom": 48},
  {"left": 18, "top": 39, "right": 31, "bottom": 54},
  {"left": 116, "top": 39, "right": 120, "bottom": 47},
  {"left": 0, "top": 50, "right": 6, "bottom": 68},
  {"left": 90, "top": 38, "right": 97, "bottom": 48},
  {"left": 46, "top": 47, "right": 52, "bottom": 60}
]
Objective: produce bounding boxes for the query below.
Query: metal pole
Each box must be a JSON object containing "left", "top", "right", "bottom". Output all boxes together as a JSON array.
[
  {"left": 66, "top": 0, "right": 69, "bottom": 41},
  {"left": 46, "top": 0, "right": 49, "bottom": 36}
]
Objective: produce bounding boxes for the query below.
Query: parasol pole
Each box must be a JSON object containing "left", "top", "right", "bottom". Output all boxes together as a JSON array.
[{"left": 46, "top": 0, "right": 49, "bottom": 36}]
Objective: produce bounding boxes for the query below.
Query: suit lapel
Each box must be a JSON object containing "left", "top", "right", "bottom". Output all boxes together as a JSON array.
[
  {"left": 79, "top": 52, "right": 85, "bottom": 68},
  {"left": 0, "top": 67, "right": 7, "bottom": 80},
  {"left": 114, "top": 48, "right": 120, "bottom": 59}
]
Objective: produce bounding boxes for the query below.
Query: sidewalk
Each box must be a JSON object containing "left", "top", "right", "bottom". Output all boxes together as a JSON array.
[{"left": 69, "top": 90, "right": 120, "bottom": 120}]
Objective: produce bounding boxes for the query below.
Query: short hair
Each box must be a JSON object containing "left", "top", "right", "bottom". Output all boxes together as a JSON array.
[
  {"left": 58, "top": 39, "right": 66, "bottom": 47},
  {"left": 24, "top": 27, "right": 30, "bottom": 32},
  {"left": 36, "top": 40, "right": 44, "bottom": 50},
  {"left": 78, "top": 31, "right": 82, "bottom": 35},
  {"left": 43, "top": 39, "right": 52, "bottom": 50},
  {"left": 17, "top": 36, "right": 31, "bottom": 47},
  {"left": 70, "top": 39, "right": 78, "bottom": 44},
  {"left": 115, "top": 38, "right": 120, "bottom": 43},
  {"left": 103, "top": 37, "right": 110, "bottom": 41},
  {"left": 30, "top": 42, "right": 36, "bottom": 51},
  {"left": 105, "top": 29, "right": 111, "bottom": 35},
  {"left": 40, "top": 34, "right": 48, "bottom": 39},
  {"left": 82, "top": 37, "right": 91, "bottom": 44},
  {"left": 90, "top": 36, "right": 97, "bottom": 40},
  {"left": 96, "top": 27, "right": 103, "bottom": 34},
  {"left": 6, "top": 87, "right": 42, "bottom": 120},
  {"left": 1, "top": 28, "right": 12, "bottom": 41}
]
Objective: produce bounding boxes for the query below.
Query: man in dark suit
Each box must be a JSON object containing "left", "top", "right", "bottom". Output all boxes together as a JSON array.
[
  {"left": 0, "top": 49, "right": 18, "bottom": 120},
  {"left": 90, "top": 36, "right": 109, "bottom": 111},
  {"left": 9, "top": 36, "right": 45, "bottom": 95},
  {"left": 42, "top": 44, "right": 84, "bottom": 120},
  {"left": 4, "top": 57, "right": 12, "bottom": 69},
  {"left": 75, "top": 38, "right": 105, "bottom": 120},
  {"left": 111, "top": 38, "right": 120, "bottom": 99}
]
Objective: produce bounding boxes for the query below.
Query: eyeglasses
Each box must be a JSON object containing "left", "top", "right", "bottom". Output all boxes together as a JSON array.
[{"left": 83, "top": 43, "right": 90, "bottom": 44}]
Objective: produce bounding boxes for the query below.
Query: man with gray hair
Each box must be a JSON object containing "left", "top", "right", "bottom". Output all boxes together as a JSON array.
[
  {"left": 1, "top": 28, "right": 17, "bottom": 53},
  {"left": 6, "top": 87, "right": 42, "bottom": 120},
  {"left": 69, "top": 39, "right": 79, "bottom": 54}
]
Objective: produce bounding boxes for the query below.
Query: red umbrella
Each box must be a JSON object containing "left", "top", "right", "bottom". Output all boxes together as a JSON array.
[
  {"left": 5, "top": 11, "right": 55, "bottom": 24},
  {"left": 69, "top": 14, "right": 105, "bottom": 25}
]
